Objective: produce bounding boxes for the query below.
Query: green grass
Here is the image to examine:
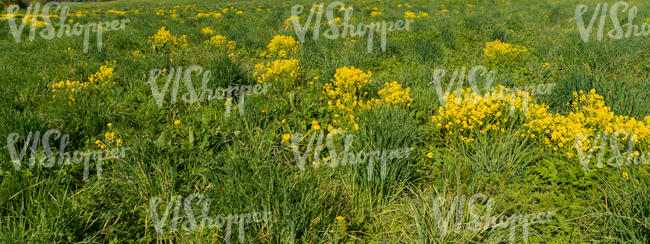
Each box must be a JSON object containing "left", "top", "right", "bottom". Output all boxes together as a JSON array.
[{"left": 1, "top": 0, "right": 649, "bottom": 242}]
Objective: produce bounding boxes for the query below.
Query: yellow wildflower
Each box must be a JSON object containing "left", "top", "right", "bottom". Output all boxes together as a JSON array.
[{"left": 282, "top": 133, "right": 291, "bottom": 143}]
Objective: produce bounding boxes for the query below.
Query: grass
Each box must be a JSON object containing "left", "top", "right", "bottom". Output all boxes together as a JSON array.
[{"left": 1, "top": 0, "right": 649, "bottom": 243}]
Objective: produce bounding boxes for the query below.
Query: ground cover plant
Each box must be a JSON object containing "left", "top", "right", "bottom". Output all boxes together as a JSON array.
[{"left": 0, "top": 0, "right": 649, "bottom": 243}]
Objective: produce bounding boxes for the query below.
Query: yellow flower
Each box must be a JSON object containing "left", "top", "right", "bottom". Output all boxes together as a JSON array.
[
  {"left": 148, "top": 27, "right": 188, "bottom": 52},
  {"left": 200, "top": 27, "right": 215, "bottom": 35},
  {"left": 262, "top": 109, "right": 267, "bottom": 113},
  {"left": 104, "top": 132, "right": 115, "bottom": 142},
  {"left": 282, "top": 133, "right": 291, "bottom": 143},
  {"left": 205, "top": 35, "right": 237, "bottom": 51},
  {"left": 543, "top": 62, "right": 550, "bottom": 68},
  {"left": 483, "top": 40, "right": 529, "bottom": 64},
  {"left": 323, "top": 66, "right": 412, "bottom": 130},
  {"left": 312, "top": 120, "right": 319, "bottom": 125},
  {"left": 433, "top": 86, "right": 650, "bottom": 159},
  {"left": 107, "top": 123, "right": 112, "bottom": 127},
  {"left": 313, "top": 124, "right": 321, "bottom": 130},
  {"left": 622, "top": 172, "right": 628, "bottom": 180},
  {"left": 265, "top": 35, "right": 300, "bottom": 58},
  {"left": 50, "top": 61, "right": 116, "bottom": 99},
  {"left": 253, "top": 59, "right": 300, "bottom": 84},
  {"left": 196, "top": 12, "right": 222, "bottom": 19},
  {"left": 404, "top": 11, "right": 416, "bottom": 19},
  {"left": 117, "top": 138, "right": 123, "bottom": 145},
  {"left": 378, "top": 81, "right": 413, "bottom": 106},
  {"left": 441, "top": 9, "right": 449, "bottom": 13},
  {"left": 174, "top": 120, "right": 181, "bottom": 125},
  {"left": 106, "top": 9, "right": 127, "bottom": 15},
  {"left": 336, "top": 216, "right": 345, "bottom": 221},
  {"left": 426, "top": 152, "right": 433, "bottom": 158}
]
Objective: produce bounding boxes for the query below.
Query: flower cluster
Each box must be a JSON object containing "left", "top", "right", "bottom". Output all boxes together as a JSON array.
[
  {"left": 196, "top": 12, "right": 223, "bottom": 19},
  {"left": 95, "top": 123, "right": 123, "bottom": 150},
  {"left": 23, "top": 17, "right": 50, "bottom": 28},
  {"left": 88, "top": 62, "right": 116, "bottom": 86},
  {"left": 74, "top": 11, "right": 89, "bottom": 17},
  {"left": 200, "top": 27, "right": 215, "bottom": 35},
  {"left": 403, "top": 11, "right": 428, "bottom": 19},
  {"left": 50, "top": 61, "right": 116, "bottom": 101},
  {"left": 204, "top": 34, "right": 237, "bottom": 56},
  {"left": 484, "top": 40, "right": 529, "bottom": 58},
  {"left": 219, "top": 6, "right": 244, "bottom": 15},
  {"left": 323, "top": 66, "right": 412, "bottom": 130},
  {"left": 253, "top": 59, "right": 300, "bottom": 84},
  {"left": 432, "top": 87, "right": 650, "bottom": 156},
  {"left": 262, "top": 35, "right": 300, "bottom": 58},
  {"left": 378, "top": 81, "right": 413, "bottom": 107},
  {"left": 106, "top": 9, "right": 127, "bottom": 15},
  {"left": 484, "top": 40, "right": 529, "bottom": 66},
  {"left": 148, "top": 26, "right": 188, "bottom": 52},
  {"left": 525, "top": 90, "right": 650, "bottom": 154},
  {"left": 432, "top": 86, "right": 530, "bottom": 143}
]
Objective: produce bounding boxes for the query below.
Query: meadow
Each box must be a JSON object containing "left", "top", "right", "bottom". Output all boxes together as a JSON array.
[{"left": 0, "top": 0, "right": 649, "bottom": 243}]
